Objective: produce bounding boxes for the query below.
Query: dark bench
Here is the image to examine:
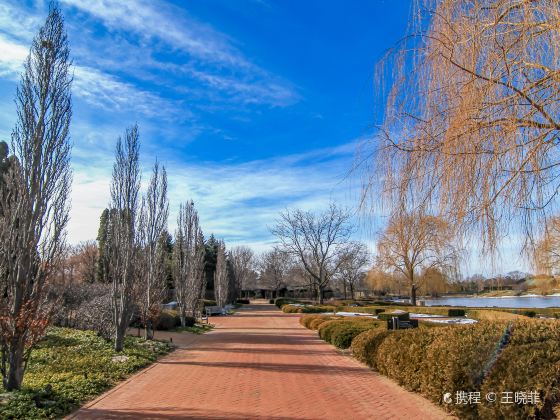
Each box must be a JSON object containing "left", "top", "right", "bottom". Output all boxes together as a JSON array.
[{"left": 387, "top": 317, "right": 419, "bottom": 330}]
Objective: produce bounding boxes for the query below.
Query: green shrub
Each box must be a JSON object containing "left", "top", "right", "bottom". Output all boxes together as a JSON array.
[
  {"left": 351, "top": 328, "right": 391, "bottom": 368},
  {"left": 282, "top": 304, "right": 302, "bottom": 313},
  {"left": 269, "top": 299, "right": 275, "bottom": 304},
  {"left": 377, "top": 312, "right": 410, "bottom": 321},
  {"left": 480, "top": 340, "right": 560, "bottom": 419},
  {"left": 202, "top": 300, "right": 217, "bottom": 307},
  {"left": 275, "top": 298, "right": 296, "bottom": 308},
  {"left": 375, "top": 328, "right": 438, "bottom": 393},
  {"left": 300, "top": 314, "right": 324, "bottom": 329},
  {"left": 331, "top": 324, "right": 374, "bottom": 348},
  {"left": 447, "top": 308, "right": 465, "bottom": 317},
  {"left": 521, "top": 310, "right": 537, "bottom": 318},
  {"left": 236, "top": 298, "right": 250, "bottom": 304},
  {"left": 317, "top": 319, "right": 379, "bottom": 348},
  {"left": 309, "top": 316, "right": 341, "bottom": 330},
  {"left": 155, "top": 310, "right": 181, "bottom": 330},
  {"left": 375, "top": 308, "right": 385, "bottom": 314}
]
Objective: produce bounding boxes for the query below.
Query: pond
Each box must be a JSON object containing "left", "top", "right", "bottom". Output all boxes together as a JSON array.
[{"left": 420, "top": 295, "right": 560, "bottom": 308}]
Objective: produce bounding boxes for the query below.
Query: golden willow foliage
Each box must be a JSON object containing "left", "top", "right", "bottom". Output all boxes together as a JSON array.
[{"left": 366, "top": 0, "right": 560, "bottom": 250}]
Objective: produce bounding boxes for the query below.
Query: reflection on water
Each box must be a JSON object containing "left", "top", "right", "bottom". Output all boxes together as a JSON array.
[{"left": 421, "top": 296, "right": 560, "bottom": 308}]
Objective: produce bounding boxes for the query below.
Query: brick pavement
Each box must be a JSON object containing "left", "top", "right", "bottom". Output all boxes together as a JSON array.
[{"left": 69, "top": 301, "right": 453, "bottom": 419}]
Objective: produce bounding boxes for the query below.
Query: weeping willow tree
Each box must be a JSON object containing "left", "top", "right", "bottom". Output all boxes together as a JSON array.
[{"left": 364, "top": 0, "right": 560, "bottom": 251}]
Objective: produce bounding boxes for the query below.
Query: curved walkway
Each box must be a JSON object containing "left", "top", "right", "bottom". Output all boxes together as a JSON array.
[{"left": 70, "top": 301, "right": 452, "bottom": 419}]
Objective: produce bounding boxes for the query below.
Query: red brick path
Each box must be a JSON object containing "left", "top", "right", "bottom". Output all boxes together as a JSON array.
[{"left": 70, "top": 302, "right": 453, "bottom": 419}]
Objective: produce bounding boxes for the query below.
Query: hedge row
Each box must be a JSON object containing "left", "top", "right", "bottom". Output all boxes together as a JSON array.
[
  {"left": 282, "top": 304, "right": 336, "bottom": 314},
  {"left": 299, "top": 315, "right": 382, "bottom": 349},
  {"left": 351, "top": 320, "right": 560, "bottom": 419}
]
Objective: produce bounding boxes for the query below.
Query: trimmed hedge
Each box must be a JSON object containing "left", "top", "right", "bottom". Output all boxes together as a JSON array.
[
  {"left": 351, "top": 328, "right": 391, "bottom": 369},
  {"left": 447, "top": 308, "right": 465, "bottom": 317},
  {"left": 317, "top": 318, "right": 381, "bottom": 349},
  {"left": 282, "top": 304, "right": 336, "bottom": 314}
]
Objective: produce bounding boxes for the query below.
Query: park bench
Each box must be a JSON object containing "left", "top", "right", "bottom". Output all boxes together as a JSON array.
[
  {"left": 205, "top": 306, "right": 226, "bottom": 316},
  {"left": 387, "top": 317, "right": 418, "bottom": 330}
]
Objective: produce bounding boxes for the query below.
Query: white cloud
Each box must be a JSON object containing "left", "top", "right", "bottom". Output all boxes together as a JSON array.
[
  {"left": 61, "top": 0, "right": 252, "bottom": 69},
  {"left": 67, "top": 141, "right": 361, "bottom": 249},
  {"left": 0, "top": 35, "right": 27, "bottom": 79}
]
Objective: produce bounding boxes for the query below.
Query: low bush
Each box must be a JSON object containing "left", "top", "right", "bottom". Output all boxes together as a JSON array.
[
  {"left": 309, "top": 316, "right": 341, "bottom": 330},
  {"left": 317, "top": 318, "right": 380, "bottom": 348},
  {"left": 349, "top": 319, "right": 560, "bottom": 419},
  {"left": 351, "top": 328, "right": 391, "bottom": 369},
  {"left": 155, "top": 310, "right": 181, "bottom": 330},
  {"left": 236, "top": 298, "right": 250, "bottom": 304},
  {"left": 274, "top": 298, "right": 297, "bottom": 308},
  {"left": 447, "top": 308, "right": 465, "bottom": 317},
  {"left": 282, "top": 304, "right": 336, "bottom": 314},
  {"left": 521, "top": 310, "right": 537, "bottom": 318},
  {"left": 479, "top": 321, "right": 560, "bottom": 419},
  {"left": 269, "top": 299, "right": 275, "bottom": 304}
]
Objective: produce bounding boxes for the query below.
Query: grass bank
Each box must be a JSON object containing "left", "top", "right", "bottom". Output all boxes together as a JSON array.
[{"left": 0, "top": 327, "right": 173, "bottom": 419}]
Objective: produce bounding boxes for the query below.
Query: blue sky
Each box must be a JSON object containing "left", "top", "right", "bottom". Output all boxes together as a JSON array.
[{"left": 0, "top": 0, "right": 528, "bottom": 273}]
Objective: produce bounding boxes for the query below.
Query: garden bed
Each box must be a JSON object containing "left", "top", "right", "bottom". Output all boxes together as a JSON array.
[{"left": 0, "top": 327, "right": 173, "bottom": 419}]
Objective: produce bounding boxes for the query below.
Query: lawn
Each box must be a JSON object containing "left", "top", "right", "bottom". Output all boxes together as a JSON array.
[{"left": 0, "top": 327, "right": 174, "bottom": 419}]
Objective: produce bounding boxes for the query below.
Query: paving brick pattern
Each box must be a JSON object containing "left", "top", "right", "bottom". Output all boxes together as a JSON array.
[{"left": 70, "top": 302, "right": 453, "bottom": 419}]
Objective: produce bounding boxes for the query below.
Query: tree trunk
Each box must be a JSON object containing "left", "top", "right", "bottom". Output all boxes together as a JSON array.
[
  {"left": 4, "top": 341, "right": 25, "bottom": 391},
  {"left": 343, "top": 281, "right": 347, "bottom": 300},
  {"left": 318, "top": 286, "right": 324, "bottom": 304},
  {"left": 350, "top": 285, "right": 355, "bottom": 300},
  {"left": 114, "top": 322, "right": 127, "bottom": 352},
  {"left": 410, "top": 285, "right": 417, "bottom": 306},
  {"left": 144, "top": 320, "right": 154, "bottom": 340}
]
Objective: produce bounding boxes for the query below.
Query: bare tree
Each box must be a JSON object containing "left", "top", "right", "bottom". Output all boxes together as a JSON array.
[
  {"left": 364, "top": 0, "right": 560, "bottom": 251},
  {"left": 271, "top": 204, "right": 353, "bottom": 304},
  {"left": 335, "top": 242, "right": 370, "bottom": 300},
  {"left": 214, "top": 240, "right": 229, "bottom": 307},
  {"left": 258, "top": 248, "right": 292, "bottom": 298},
  {"left": 376, "top": 209, "right": 460, "bottom": 305},
  {"left": 138, "top": 162, "right": 169, "bottom": 339},
  {"left": 108, "top": 125, "right": 141, "bottom": 352},
  {"left": 173, "top": 201, "right": 205, "bottom": 325},
  {"left": 0, "top": 5, "right": 72, "bottom": 391},
  {"left": 229, "top": 246, "right": 255, "bottom": 298},
  {"left": 71, "top": 241, "right": 98, "bottom": 284}
]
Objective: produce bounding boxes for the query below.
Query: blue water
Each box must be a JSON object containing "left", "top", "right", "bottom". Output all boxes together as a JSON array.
[{"left": 421, "top": 296, "right": 560, "bottom": 308}]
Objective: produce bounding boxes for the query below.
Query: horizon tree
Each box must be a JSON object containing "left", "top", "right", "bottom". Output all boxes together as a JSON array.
[
  {"left": 271, "top": 204, "right": 353, "bottom": 304},
  {"left": 376, "top": 209, "right": 460, "bottom": 305},
  {"left": 0, "top": 5, "right": 73, "bottom": 390},
  {"left": 229, "top": 246, "right": 255, "bottom": 298},
  {"left": 335, "top": 242, "right": 370, "bottom": 300},
  {"left": 258, "top": 248, "right": 292, "bottom": 299}
]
